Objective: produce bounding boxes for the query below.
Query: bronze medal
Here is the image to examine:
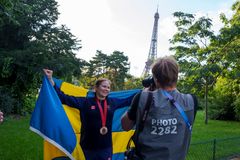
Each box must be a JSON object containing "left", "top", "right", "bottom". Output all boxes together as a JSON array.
[
  {"left": 96, "top": 98, "right": 108, "bottom": 136},
  {"left": 100, "top": 126, "right": 108, "bottom": 135}
]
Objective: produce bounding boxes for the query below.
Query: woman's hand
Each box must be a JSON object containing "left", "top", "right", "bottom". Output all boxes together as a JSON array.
[{"left": 43, "top": 69, "right": 55, "bottom": 86}]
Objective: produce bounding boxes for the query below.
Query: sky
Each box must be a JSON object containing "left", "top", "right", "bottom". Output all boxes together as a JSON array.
[{"left": 56, "top": 0, "right": 235, "bottom": 77}]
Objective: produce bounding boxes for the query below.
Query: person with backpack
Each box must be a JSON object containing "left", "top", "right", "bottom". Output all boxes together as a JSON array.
[{"left": 121, "top": 56, "right": 198, "bottom": 160}]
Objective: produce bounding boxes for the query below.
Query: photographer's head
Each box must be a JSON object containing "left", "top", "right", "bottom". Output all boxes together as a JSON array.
[{"left": 152, "top": 56, "right": 179, "bottom": 89}]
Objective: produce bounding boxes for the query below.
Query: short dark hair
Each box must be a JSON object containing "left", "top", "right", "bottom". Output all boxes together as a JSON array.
[
  {"left": 152, "top": 56, "right": 179, "bottom": 88},
  {"left": 95, "top": 78, "right": 111, "bottom": 87}
]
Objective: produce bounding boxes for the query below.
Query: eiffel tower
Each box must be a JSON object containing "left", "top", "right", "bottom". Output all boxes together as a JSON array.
[{"left": 142, "top": 9, "right": 159, "bottom": 77}]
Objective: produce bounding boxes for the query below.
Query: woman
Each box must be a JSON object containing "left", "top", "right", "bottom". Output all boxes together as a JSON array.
[{"left": 43, "top": 69, "right": 136, "bottom": 160}]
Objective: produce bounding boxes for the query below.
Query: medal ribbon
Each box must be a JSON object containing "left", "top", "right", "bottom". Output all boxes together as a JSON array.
[{"left": 96, "top": 98, "right": 108, "bottom": 128}]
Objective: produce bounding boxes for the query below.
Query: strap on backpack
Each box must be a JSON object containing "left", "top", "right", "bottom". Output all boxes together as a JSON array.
[
  {"left": 126, "top": 92, "right": 153, "bottom": 152},
  {"left": 161, "top": 90, "right": 192, "bottom": 132}
]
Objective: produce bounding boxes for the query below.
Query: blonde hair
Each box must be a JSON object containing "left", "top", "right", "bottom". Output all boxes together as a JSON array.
[{"left": 95, "top": 78, "right": 111, "bottom": 87}]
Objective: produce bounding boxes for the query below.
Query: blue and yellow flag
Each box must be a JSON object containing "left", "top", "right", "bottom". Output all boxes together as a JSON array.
[{"left": 30, "top": 76, "right": 140, "bottom": 160}]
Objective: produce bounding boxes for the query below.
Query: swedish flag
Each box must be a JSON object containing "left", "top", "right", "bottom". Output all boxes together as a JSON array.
[{"left": 30, "top": 76, "right": 139, "bottom": 160}]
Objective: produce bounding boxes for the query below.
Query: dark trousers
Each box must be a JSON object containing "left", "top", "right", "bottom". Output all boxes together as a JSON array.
[{"left": 83, "top": 147, "right": 112, "bottom": 160}]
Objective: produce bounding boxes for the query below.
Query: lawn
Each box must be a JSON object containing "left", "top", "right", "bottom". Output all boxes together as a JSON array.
[
  {"left": 0, "top": 115, "right": 43, "bottom": 160},
  {"left": 0, "top": 111, "right": 239, "bottom": 160},
  {"left": 188, "top": 111, "right": 240, "bottom": 160},
  {"left": 191, "top": 111, "right": 240, "bottom": 142}
]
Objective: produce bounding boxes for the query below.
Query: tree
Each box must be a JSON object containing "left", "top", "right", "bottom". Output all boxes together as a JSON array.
[
  {"left": 0, "top": 0, "right": 23, "bottom": 26},
  {"left": 208, "top": 1, "right": 240, "bottom": 78},
  {"left": 0, "top": 0, "right": 85, "bottom": 114},
  {"left": 124, "top": 76, "right": 143, "bottom": 90},
  {"left": 209, "top": 77, "right": 238, "bottom": 120},
  {"left": 208, "top": 1, "right": 240, "bottom": 120},
  {"left": 82, "top": 50, "right": 130, "bottom": 91},
  {"left": 107, "top": 51, "right": 130, "bottom": 91},
  {"left": 170, "top": 12, "right": 221, "bottom": 124},
  {"left": 171, "top": 1, "right": 240, "bottom": 122}
]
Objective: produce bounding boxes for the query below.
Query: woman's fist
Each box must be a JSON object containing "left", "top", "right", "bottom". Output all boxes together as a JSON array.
[{"left": 43, "top": 69, "right": 55, "bottom": 86}]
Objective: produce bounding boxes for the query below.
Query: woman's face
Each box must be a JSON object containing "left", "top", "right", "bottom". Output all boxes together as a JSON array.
[{"left": 95, "top": 80, "right": 111, "bottom": 100}]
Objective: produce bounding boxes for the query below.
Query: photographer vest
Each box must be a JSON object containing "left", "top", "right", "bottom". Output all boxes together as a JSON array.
[{"left": 134, "top": 89, "right": 195, "bottom": 160}]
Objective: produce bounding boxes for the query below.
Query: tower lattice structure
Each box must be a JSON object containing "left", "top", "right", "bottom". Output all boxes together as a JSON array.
[{"left": 142, "top": 9, "right": 159, "bottom": 77}]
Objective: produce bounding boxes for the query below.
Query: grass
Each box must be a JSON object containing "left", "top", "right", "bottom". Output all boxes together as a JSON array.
[
  {"left": 187, "top": 111, "right": 240, "bottom": 160},
  {"left": 0, "top": 115, "right": 43, "bottom": 160},
  {"left": 191, "top": 111, "right": 240, "bottom": 142},
  {"left": 0, "top": 111, "right": 239, "bottom": 160}
]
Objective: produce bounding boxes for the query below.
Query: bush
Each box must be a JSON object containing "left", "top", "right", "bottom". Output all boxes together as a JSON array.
[
  {"left": 209, "top": 77, "right": 239, "bottom": 121},
  {"left": 233, "top": 95, "right": 240, "bottom": 121},
  {"left": 22, "top": 94, "right": 37, "bottom": 115},
  {"left": 0, "top": 87, "right": 16, "bottom": 114}
]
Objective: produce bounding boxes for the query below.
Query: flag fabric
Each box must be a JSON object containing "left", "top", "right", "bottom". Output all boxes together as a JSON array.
[{"left": 30, "top": 76, "right": 140, "bottom": 160}]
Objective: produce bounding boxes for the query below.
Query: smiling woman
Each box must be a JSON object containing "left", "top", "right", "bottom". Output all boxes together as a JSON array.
[
  {"left": 94, "top": 78, "right": 111, "bottom": 100},
  {"left": 42, "top": 68, "right": 137, "bottom": 160}
]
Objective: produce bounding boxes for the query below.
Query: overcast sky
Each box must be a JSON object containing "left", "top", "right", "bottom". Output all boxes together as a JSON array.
[{"left": 56, "top": 0, "right": 235, "bottom": 77}]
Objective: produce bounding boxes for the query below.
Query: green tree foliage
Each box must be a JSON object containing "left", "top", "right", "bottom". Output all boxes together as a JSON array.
[
  {"left": 170, "top": 12, "right": 219, "bottom": 95},
  {"left": 209, "top": 77, "right": 239, "bottom": 120},
  {"left": 170, "top": 12, "right": 221, "bottom": 123},
  {"left": 208, "top": 1, "right": 240, "bottom": 121},
  {"left": 107, "top": 51, "right": 130, "bottom": 90},
  {"left": 0, "top": 0, "right": 85, "bottom": 114},
  {"left": 81, "top": 50, "right": 130, "bottom": 91},
  {"left": 124, "top": 76, "right": 143, "bottom": 90},
  {"left": 171, "top": 1, "right": 240, "bottom": 121},
  {"left": 0, "top": 0, "right": 23, "bottom": 25},
  {"left": 209, "top": 1, "right": 240, "bottom": 79}
]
